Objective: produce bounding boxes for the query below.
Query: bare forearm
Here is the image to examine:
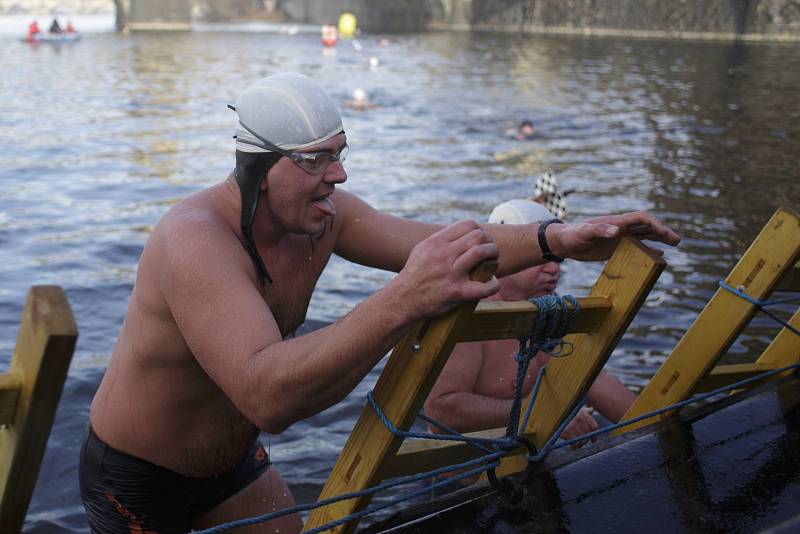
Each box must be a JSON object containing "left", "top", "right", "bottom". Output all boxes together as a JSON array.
[
  {"left": 425, "top": 392, "right": 516, "bottom": 434},
  {"left": 586, "top": 371, "right": 637, "bottom": 423},
  {"left": 482, "top": 222, "right": 545, "bottom": 277},
  {"left": 249, "top": 281, "right": 418, "bottom": 432}
]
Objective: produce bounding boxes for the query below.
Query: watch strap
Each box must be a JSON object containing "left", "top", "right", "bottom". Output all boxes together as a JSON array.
[{"left": 538, "top": 218, "right": 565, "bottom": 263}]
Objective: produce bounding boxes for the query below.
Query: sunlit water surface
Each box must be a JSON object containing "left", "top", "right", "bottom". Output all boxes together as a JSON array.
[{"left": 0, "top": 16, "right": 799, "bottom": 532}]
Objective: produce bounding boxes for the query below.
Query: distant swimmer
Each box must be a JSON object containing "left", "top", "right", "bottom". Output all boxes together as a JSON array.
[
  {"left": 344, "top": 87, "right": 379, "bottom": 111},
  {"left": 508, "top": 119, "right": 536, "bottom": 141}
]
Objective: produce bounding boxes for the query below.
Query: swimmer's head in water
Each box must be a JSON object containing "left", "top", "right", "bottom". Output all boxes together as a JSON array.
[
  {"left": 230, "top": 72, "right": 345, "bottom": 286},
  {"left": 352, "top": 87, "right": 367, "bottom": 102}
]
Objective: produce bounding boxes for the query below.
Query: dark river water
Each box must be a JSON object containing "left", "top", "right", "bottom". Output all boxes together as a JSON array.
[{"left": 1, "top": 17, "right": 799, "bottom": 532}]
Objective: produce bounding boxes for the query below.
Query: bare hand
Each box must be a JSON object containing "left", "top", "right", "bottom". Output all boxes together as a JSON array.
[
  {"left": 549, "top": 211, "right": 681, "bottom": 262},
  {"left": 392, "top": 220, "right": 500, "bottom": 320},
  {"left": 560, "top": 407, "right": 599, "bottom": 448}
]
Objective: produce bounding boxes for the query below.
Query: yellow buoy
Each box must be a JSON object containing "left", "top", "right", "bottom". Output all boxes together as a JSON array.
[{"left": 338, "top": 12, "right": 357, "bottom": 39}]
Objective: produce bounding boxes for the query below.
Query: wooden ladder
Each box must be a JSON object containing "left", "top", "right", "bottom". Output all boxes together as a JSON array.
[
  {"left": 617, "top": 207, "right": 800, "bottom": 435},
  {"left": 304, "top": 238, "right": 665, "bottom": 533},
  {"left": 0, "top": 286, "right": 78, "bottom": 534}
]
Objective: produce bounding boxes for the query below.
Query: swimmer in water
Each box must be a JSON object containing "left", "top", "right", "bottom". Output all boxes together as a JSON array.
[
  {"left": 509, "top": 119, "right": 536, "bottom": 141},
  {"left": 344, "top": 87, "right": 379, "bottom": 111}
]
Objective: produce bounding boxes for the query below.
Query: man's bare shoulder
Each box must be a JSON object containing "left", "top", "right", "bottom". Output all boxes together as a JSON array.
[
  {"left": 153, "top": 188, "right": 240, "bottom": 256},
  {"left": 139, "top": 185, "right": 253, "bottom": 294},
  {"left": 330, "top": 188, "right": 367, "bottom": 220}
]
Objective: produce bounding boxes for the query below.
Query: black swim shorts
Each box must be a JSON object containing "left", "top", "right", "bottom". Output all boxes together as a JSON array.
[{"left": 79, "top": 426, "right": 271, "bottom": 534}]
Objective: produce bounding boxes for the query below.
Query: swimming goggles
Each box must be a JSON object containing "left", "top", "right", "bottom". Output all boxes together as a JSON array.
[{"left": 232, "top": 108, "right": 347, "bottom": 175}]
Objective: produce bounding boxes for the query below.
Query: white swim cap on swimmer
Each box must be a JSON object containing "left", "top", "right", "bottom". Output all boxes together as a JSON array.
[
  {"left": 488, "top": 199, "right": 555, "bottom": 225},
  {"left": 352, "top": 87, "right": 367, "bottom": 102},
  {"left": 233, "top": 72, "right": 344, "bottom": 154}
]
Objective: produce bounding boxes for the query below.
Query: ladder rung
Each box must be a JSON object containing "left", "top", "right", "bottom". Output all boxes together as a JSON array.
[
  {"left": 381, "top": 427, "right": 528, "bottom": 480},
  {"left": 693, "top": 363, "right": 777, "bottom": 393},
  {"left": 460, "top": 296, "right": 612, "bottom": 342}
]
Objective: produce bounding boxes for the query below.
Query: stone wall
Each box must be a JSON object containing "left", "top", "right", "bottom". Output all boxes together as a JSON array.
[
  {"left": 281, "top": 0, "right": 800, "bottom": 41},
  {"left": 127, "top": 0, "right": 192, "bottom": 30},
  {"left": 467, "top": 0, "right": 800, "bottom": 40},
  {"left": 281, "top": 0, "right": 434, "bottom": 32}
]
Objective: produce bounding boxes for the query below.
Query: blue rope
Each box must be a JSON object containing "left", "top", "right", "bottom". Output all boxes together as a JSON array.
[
  {"left": 195, "top": 360, "right": 800, "bottom": 533},
  {"left": 193, "top": 452, "right": 503, "bottom": 533},
  {"left": 506, "top": 295, "right": 579, "bottom": 437},
  {"left": 366, "top": 391, "right": 519, "bottom": 450},
  {"left": 719, "top": 281, "right": 800, "bottom": 337},
  {"left": 196, "top": 286, "right": 797, "bottom": 534},
  {"left": 548, "top": 360, "right": 800, "bottom": 453},
  {"left": 417, "top": 412, "right": 494, "bottom": 454}
]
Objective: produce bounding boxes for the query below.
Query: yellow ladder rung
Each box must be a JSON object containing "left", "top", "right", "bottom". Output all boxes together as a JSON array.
[
  {"left": 460, "top": 297, "right": 611, "bottom": 342},
  {"left": 693, "top": 363, "right": 777, "bottom": 393}
]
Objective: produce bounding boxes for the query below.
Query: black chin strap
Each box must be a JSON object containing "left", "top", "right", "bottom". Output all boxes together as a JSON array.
[{"left": 234, "top": 151, "right": 282, "bottom": 286}]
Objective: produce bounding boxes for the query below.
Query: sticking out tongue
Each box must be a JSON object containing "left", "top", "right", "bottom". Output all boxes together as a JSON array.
[{"left": 312, "top": 195, "right": 336, "bottom": 216}]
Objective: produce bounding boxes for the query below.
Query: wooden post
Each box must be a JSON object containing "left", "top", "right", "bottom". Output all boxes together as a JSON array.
[
  {"left": 491, "top": 238, "right": 665, "bottom": 477},
  {"left": 617, "top": 207, "right": 800, "bottom": 434},
  {"left": 304, "top": 263, "right": 497, "bottom": 533},
  {"left": 0, "top": 286, "right": 77, "bottom": 534}
]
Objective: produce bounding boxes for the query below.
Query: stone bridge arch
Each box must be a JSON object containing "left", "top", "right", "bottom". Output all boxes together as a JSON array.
[
  {"left": 426, "top": 0, "right": 472, "bottom": 29},
  {"left": 111, "top": 0, "right": 192, "bottom": 32}
]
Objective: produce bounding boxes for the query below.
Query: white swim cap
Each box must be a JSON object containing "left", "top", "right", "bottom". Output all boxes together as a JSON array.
[
  {"left": 488, "top": 199, "right": 555, "bottom": 225},
  {"left": 352, "top": 88, "right": 367, "bottom": 101},
  {"left": 233, "top": 72, "right": 344, "bottom": 154}
]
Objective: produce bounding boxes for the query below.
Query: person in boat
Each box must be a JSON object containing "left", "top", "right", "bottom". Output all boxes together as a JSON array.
[
  {"left": 49, "top": 18, "right": 63, "bottom": 34},
  {"left": 66, "top": 19, "right": 76, "bottom": 34},
  {"left": 424, "top": 198, "right": 637, "bottom": 444},
  {"left": 78, "top": 72, "right": 680, "bottom": 534},
  {"left": 26, "top": 20, "right": 41, "bottom": 42}
]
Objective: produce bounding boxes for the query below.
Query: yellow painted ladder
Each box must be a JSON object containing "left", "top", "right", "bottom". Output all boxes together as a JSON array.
[
  {"left": 0, "top": 286, "right": 78, "bottom": 534},
  {"left": 305, "top": 238, "right": 665, "bottom": 533},
  {"left": 617, "top": 207, "right": 800, "bottom": 434}
]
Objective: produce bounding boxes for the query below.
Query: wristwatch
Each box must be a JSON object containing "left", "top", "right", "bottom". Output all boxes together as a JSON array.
[{"left": 538, "top": 218, "right": 565, "bottom": 263}]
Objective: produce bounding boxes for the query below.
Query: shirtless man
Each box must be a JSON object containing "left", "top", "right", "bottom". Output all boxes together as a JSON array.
[
  {"left": 79, "top": 73, "right": 679, "bottom": 534},
  {"left": 425, "top": 199, "right": 637, "bottom": 443}
]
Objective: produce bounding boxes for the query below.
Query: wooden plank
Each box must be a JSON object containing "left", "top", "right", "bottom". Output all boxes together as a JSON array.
[
  {"left": 693, "top": 363, "right": 777, "bottom": 393},
  {"left": 492, "top": 238, "right": 665, "bottom": 477},
  {"left": 304, "top": 263, "right": 497, "bottom": 534},
  {"left": 382, "top": 427, "right": 518, "bottom": 480},
  {"left": 0, "top": 375, "right": 22, "bottom": 426},
  {"left": 617, "top": 207, "right": 800, "bottom": 434},
  {"left": 460, "top": 297, "right": 611, "bottom": 342},
  {"left": 0, "top": 286, "right": 78, "bottom": 534},
  {"left": 775, "top": 261, "right": 800, "bottom": 292},
  {"left": 752, "top": 307, "right": 800, "bottom": 380}
]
